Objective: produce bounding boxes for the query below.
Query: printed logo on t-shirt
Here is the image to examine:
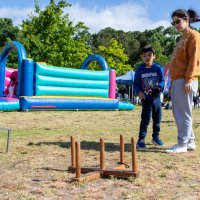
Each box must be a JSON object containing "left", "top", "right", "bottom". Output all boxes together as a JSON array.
[{"left": 141, "top": 72, "right": 158, "bottom": 95}]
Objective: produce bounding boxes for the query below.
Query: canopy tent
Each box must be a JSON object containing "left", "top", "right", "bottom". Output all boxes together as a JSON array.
[
  {"left": 116, "top": 70, "right": 135, "bottom": 102},
  {"left": 116, "top": 70, "right": 135, "bottom": 85}
]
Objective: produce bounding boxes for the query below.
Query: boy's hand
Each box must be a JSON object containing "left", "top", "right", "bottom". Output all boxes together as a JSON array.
[
  {"left": 139, "top": 92, "right": 145, "bottom": 100},
  {"left": 152, "top": 87, "right": 160, "bottom": 98}
]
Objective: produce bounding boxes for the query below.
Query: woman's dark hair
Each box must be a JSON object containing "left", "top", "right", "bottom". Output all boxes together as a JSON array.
[{"left": 171, "top": 9, "right": 200, "bottom": 23}]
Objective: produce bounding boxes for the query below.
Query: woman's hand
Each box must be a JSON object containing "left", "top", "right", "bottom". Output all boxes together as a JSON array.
[{"left": 184, "top": 82, "right": 192, "bottom": 94}]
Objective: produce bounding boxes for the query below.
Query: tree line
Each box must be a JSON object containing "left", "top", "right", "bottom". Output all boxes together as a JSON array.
[{"left": 0, "top": 0, "right": 200, "bottom": 78}]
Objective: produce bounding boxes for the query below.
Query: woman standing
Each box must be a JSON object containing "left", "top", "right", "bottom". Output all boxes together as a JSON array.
[{"left": 166, "top": 9, "right": 200, "bottom": 153}]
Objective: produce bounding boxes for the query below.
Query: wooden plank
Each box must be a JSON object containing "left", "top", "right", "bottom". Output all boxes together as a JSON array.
[
  {"left": 102, "top": 169, "right": 138, "bottom": 178},
  {"left": 68, "top": 164, "right": 126, "bottom": 173},
  {"left": 72, "top": 171, "right": 101, "bottom": 182}
]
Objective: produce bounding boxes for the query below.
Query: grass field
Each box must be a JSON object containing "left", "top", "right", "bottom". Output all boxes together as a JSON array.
[{"left": 0, "top": 106, "right": 200, "bottom": 200}]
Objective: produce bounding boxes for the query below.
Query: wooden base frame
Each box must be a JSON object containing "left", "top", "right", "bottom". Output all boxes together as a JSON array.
[{"left": 68, "top": 135, "right": 138, "bottom": 182}]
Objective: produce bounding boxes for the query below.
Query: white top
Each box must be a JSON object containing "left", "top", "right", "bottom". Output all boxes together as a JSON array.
[{"left": 7, "top": 84, "right": 15, "bottom": 97}]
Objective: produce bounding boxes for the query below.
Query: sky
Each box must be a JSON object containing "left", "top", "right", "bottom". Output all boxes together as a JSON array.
[{"left": 0, "top": 0, "right": 200, "bottom": 33}]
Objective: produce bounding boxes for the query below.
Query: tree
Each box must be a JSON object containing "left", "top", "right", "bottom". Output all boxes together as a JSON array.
[
  {"left": 90, "top": 28, "right": 140, "bottom": 68},
  {"left": 90, "top": 27, "right": 116, "bottom": 52},
  {"left": 18, "top": 0, "right": 92, "bottom": 68},
  {"left": 0, "top": 18, "right": 20, "bottom": 68},
  {"left": 0, "top": 18, "right": 19, "bottom": 47},
  {"left": 131, "top": 27, "right": 173, "bottom": 69},
  {"left": 97, "top": 38, "right": 132, "bottom": 76},
  {"left": 163, "top": 26, "right": 181, "bottom": 57}
]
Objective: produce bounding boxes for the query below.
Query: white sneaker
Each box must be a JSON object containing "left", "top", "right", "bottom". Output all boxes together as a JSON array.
[
  {"left": 166, "top": 144, "right": 187, "bottom": 153},
  {"left": 187, "top": 143, "right": 196, "bottom": 151}
]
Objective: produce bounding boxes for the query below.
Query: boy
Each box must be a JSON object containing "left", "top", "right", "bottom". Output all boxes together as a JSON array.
[{"left": 133, "top": 45, "right": 165, "bottom": 149}]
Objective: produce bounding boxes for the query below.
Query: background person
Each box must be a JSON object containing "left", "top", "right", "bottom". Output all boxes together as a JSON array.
[
  {"left": 7, "top": 77, "right": 17, "bottom": 97},
  {"left": 193, "top": 92, "right": 199, "bottom": 109}
]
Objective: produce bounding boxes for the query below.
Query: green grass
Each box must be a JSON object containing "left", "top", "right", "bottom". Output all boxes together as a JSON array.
[{"left": 0, "top": 107, "right": 200, "bottom": 199}]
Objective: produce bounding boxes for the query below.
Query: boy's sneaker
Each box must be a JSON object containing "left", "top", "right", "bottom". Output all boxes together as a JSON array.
[
  {"left": 136, "top": 140, "right": 146, "bottom": 149},
  {"left": 152, "top": 138, "right": 165, "bottom": 146},
  {"left": 166, "top": 144, "right": 187, "bottom": 153},
  {"left": 187, "top": 143, "right": 196, "bottom": 151}
]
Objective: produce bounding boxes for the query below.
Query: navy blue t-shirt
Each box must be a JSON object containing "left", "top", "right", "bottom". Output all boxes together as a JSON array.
[{"left": 133, "top": 62, "right": 165, "bottom": 100}]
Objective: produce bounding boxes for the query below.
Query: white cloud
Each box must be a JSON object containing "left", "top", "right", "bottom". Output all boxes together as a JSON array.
[
  {"left": 0, "top": 7, "right": 34, "bottom": 26},
  {"left": 66, "top": 2, "right": 170, "bottom": 33},
  {"left": 0, "top": 2, "right": 170, "bottom": 33}
]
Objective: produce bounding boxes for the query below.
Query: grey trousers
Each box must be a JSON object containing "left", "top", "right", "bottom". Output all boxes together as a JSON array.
[{"left": 171, "top": 79, "right": 198, "bottom": 146}]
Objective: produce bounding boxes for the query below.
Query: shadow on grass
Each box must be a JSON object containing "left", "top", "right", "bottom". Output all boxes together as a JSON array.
[
  {"left": 161, "top": 120, "right": 174, "bottom": 123},
  {"left": 28, "top": 141, "right": 128, "bottom": 152},
  {"left": 136, "top": 142, "right": 169, "bottom": 153},
  {"left": 136, "top": 147, "right": 167, "bottom": 153},
  {"left": 28, "top": 141, "right": 168, "bottom": 153}
]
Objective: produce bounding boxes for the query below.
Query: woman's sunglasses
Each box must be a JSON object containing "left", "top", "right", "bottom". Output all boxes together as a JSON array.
[{"left": 171, "top": 18, "right": 184, "bottom": 26}]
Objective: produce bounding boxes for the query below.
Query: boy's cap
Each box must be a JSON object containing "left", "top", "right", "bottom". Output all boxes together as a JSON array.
[{"left": 142, "top": 45, "right": 156, "bottom": 54}]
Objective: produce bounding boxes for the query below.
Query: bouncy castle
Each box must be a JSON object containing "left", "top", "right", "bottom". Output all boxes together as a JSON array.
[{"left": 0, "top": 41, "right": 134, "bottom": 111}]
